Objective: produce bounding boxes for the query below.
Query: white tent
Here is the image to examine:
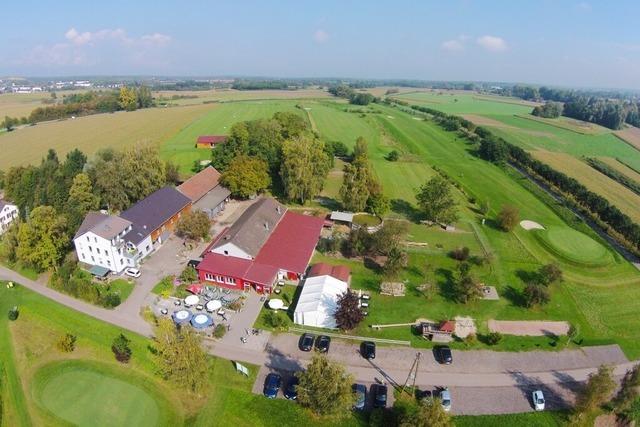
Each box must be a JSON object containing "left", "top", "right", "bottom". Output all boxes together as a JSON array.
[{"left": 293, "top": 275, "right": 348, "bottom": 329}]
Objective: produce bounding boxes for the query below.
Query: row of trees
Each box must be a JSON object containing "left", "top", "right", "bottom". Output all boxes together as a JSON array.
[
  {"left": 531, "top": 101, "right": 563, "bottom": 118},
  {"left": 213, "top": 112, "right": 332, "bottom": 204},
  {"left": 328, "top": 85, "right": 377, "bottom": 105},
  {"left": 339, "top": 137, "right": 389, "bottom": 215},
  {"left": 0, "top": 145, "right": 178, "bottom": 271}
]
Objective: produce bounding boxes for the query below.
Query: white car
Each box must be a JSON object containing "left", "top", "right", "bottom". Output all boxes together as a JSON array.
[
  {"left": 440, "top": 388, "right": 451, "bottom": 412},
  {"left": 125, "top": 268, "right": 141, "bottom": 278},
  {"left": 532, "top": 390, "right": 545, "bottom": 411}
]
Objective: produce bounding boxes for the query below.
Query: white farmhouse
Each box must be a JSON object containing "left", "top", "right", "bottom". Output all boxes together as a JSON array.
[
  {"left": 0, "top": 200, "right": 19, "bottom": 235},
  {"left": 73, "top": 212, "right": 153, "bottom": 274}
]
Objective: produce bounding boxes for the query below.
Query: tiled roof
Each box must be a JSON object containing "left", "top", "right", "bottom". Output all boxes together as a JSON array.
[
  {"left": 197, "top": 135, "right": 227, "bottom": 145},
  {"left": 120, "top": 187, "right": 191, "bottom": 235},
  {"left": 74, "top": 212, "right": 131, "bottom": 240},
  {"left": 177, "top": 167, "right": 223, "bottom": 202},
  {"left": 308, "top": 263, "right": 351, "bottom": 283}
]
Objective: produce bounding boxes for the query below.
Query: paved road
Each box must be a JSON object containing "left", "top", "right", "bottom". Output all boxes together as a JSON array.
[{"left": 2, "top": 260, "right": 637, "bottom": 415}]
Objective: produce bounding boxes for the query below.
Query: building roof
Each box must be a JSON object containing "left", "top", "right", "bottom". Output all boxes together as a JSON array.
[
  {"left": 293, "top": 275, "right": 349, "bottom": 329},
  {"left": 197, "top": 252, "right": 277, "bottom": 285},
  {"left": 194, "top": 184, "right": 231, "bottom": 211},
  {"left": 197, "top": 135, "right": 227, "bottom": 145},
  {"left": 330, "top": 211, "right": 354, "bottom": 223},
  {"left": 212, "top": 198, "right": 286, "bottom": 258},
  {"left": 74, "top": 212, "right": 131, "bottom": 240},
  {"left": 177, "top": 167, "right": 223, "bottom": 202},
  {"left": 308, "top": 263, "right": 351, "bottom": 283},
  {"left": 254, "top": 211, "right": 324, "bottom": 274},
  {"left": 0, "top": 199, "right": 15, "bottom": 210},
  {"left": 120, "top": 187, "right": 191, "bottom": 235}
]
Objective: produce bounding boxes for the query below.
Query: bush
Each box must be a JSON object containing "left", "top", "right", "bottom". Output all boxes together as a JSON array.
[
  {"left": 7, "top": 307, "right": 18, "bottom": 321},
  {"left": 496, "top": 205, "right": 520, "bottom": 232},
  {"left": 213, "top": 324, "right": 227, "bottom": 339},
  {"left": 386, "top": 150, "right": 400, "bottom": 161},
  {"left": 101, "top": 293, "right": 121, "bottom": 308},
  {"left": 483, "top": 332, "right": 503, "bottom": 346},
  {"left": 523, "top": 283, "right": 550, "bottom": 307},
  {"left": 180, "top": 266, "right": 198, "bottom": 284},
  {"left": 111, "top": 333, "right": 132, "bottom": 363},
  {"left": 450, "top": 246, "right": 470, "bottom": 261},
  {"left": 56, "top": 333, "right": 77, "bottom": 352},
  {"left": 263, "top": 310, "right": 288, "bottom": 330},
  {"left": 539, "top": 263, "right": 563, "bottom": 285}
]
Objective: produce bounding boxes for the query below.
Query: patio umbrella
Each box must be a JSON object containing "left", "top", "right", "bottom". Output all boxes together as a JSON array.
[
  {"left": 268, "top": 299, "right": 284, "bottom": 310},
  {"left": 172, "top": 310, "right": 192, "bottom": 324},
  {"left": 184, "top": 295, "right": 199, "bottom": 306},
  {"left": 186, "top": 284, "right": 204, "bottom": 295},
  {"left": 206, "top": 300, "right": 222, "bottom": 311},
  {"left": 190, "top": 314, "right": 213, "bottom": 329}
]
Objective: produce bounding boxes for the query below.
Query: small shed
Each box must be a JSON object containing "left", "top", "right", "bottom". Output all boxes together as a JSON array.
[
  {"left": 196, "top": 135, "right": 227, "bottom": 149},
  {"left": 419, "top": 320, "right": 455, "bottom": 342},
  {"left": 330, "top": 211, "right": 354, "bottom": 225},
  {"left": 88, "top": 265, "right": 110, "bottom": 279}
]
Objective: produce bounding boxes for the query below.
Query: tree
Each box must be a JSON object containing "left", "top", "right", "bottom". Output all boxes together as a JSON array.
[
  {"left": 496, "top": 204, "right": 519, "bottom": 232},
  {"left": 67, "top": 173, "right": 99, "bottom": 231},
  {"left": 334, "top": 290, "right": 364, "bottom": 331},
  {"left": 179, "top": 266, "right": 198, "bottom": 283},
  {"left": 154, "top": 318, "right": 209, "bottom": 392},
  {"left": 615, "top": 365, "right": 640, "bottom": 415},
  {"left": 396, "top": 397, "right": 453, "bottom": 427},
  {"left": 176, "top": 210, "right": 210, "bottom": 240},
  {"left": 523, "top": 283, "right": 550, "bottom": 307},
  {"left": 296, "top": 354, "right": 355, "bottom": 416},
  {"left": 366, "top": 191, "right": 390, "bottom": 217},
  {"left": 118, "top": 86, "right": 138, "bottom": 111},
  {"left": 339, "top": 162, "right": 369, "bottom": 212},
  {"left": 136, "top": 85, "right": 153, "bottom": 108},
  {"left": 416, "top": 176, "right": 458, "bottom": 225},
  {"left": 164, "top": 160, "right": 181, "bottom": 185},
  {"left": 383, "top": 247, "right": 408, "bottom": 278},
  {"left": 111, "top": 333, "right": 132, "bottom": 363},
  {"left": 452, "top": 262, "right": 482, "bottom": 303},
  {"left": 273, "top": 111, "right": 308, "bottom": 139},
  {"left": 220, "top": 155, "right": 270, "bottom": 198},
  {"left": 2, "top": 116, "right": 17, "bottom": 131},
  {"left": 56, "top": 333, "right": 77, "bottom": 352},
  {"left": 573, "top": 365, "right": 616, "bottom": 418},
  {"left": 386, "top": 150, "right": 400, "bottom": 161},
  {"left": 280, "top": 135, "right": 330, "bottom": 204},
  {"left": 263, "top": 310, "right": 288, "bottom": 329},
  {"left": 16, "top": 206, "right": 68, "bottom": 271},
  {"left": 539, "top": 263, "right": 563, "bottom": 285}
]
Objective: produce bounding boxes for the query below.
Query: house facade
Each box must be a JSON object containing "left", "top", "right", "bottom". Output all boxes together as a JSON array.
[
  {"left": 195, "top": 135, "right": 227, "bottom": 149},
  {"left": 196, "top": 198, "right": 324, "bottom": 294},
  {"left": 0, "top": 200, "right": 19, "bottom": 235}
]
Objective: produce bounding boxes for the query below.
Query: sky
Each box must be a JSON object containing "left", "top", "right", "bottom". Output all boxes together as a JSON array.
[{"left": 2, "top": 0, "right": 640, "bottom": 90}]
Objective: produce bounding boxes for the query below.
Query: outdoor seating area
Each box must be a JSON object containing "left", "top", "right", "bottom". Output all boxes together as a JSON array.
[{"left": 419, "top": 320, "right": 455, "bottom": 343}]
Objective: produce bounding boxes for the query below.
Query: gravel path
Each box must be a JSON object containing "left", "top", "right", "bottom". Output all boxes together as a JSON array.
[{"left": 488, "top": 319, "right": 570, "bottom": 336}]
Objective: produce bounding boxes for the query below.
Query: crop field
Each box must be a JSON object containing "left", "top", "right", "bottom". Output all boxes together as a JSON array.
[
  {"left": 597, "top": 157, "right": 640, "bottom": 183},
  {"left": 160, "top": 100, "right": 305, "bottom": 173},
  {"left": 0, "top": 103, "right": 213, "bottom": 170},
  {"left": 0, "top": 90, "right": 94, "bottom": 119},
  {"left": 616, "top": 126, "right": 640, "bottom": 151},
  {"left": 532, "top": 151, "right": 640, "bottom": 222},
  {"left": 154, "top": 88, "right": 331, "bottom": 106}
]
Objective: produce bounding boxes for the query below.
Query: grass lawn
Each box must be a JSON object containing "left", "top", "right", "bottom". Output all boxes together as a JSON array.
[
  {"left": 0, "top": 260, "right": 39, "bottom": 281},
  {"left": 454, "top": 410, "right": 569, "bottom": 427},
  {"left": 352, "top": 214, "right": 382, "bottom": 227},
  {"left": 598, "top": 157, "right": 640, "bottom": 184},
  {"left": 107, "top": 278, "right": 135, "bottom": 302}
]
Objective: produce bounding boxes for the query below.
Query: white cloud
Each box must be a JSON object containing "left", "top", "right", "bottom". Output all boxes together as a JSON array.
[
  {"left": 476, "top": 35, "right": 508, "bottom": 52},
  {"left": 313, "top": 29, "right": 329, "bottom": 43},
  {"left": 441, "top": 39, "right": 464, "bottom": 52},
  {"left": 141, "top": 33, "right": 172, "bottom": 46}
]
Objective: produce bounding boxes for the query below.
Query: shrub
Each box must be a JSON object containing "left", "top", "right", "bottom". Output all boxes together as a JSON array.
[
  {"left": 180, "top": 266, "right": 198, "bottom": 284},
  {"left": 539, "top": 263, "right": 563, "bottom": 285},
  {"left": 56, "top": 333, "right": 77, "bottom": 352},
  {"left": 101, "top": 293, "right": 121, "bottom": 308},
  {"left": 464, "top": 333, "right": 478, "bottom": 347},
  {"left": 450, "top": 246, "right": 470, "bottom": 261},
  {"left": 213, "top": 324, "right": 227, "bottom": 339},
  {"left": 386, "top": 150, "right": 400, "bottom": 161},
  {"left": 111, "top": 333, "right": 132, "bottom": 363},
  {"left": 484, "top": 332, "right": 503, "bottom": 346},
  {"left": 523, "top": 283, "right": 550, "bottom": 307},
  {"left": 263, "top": 310, "right": 288, "bottom": 330},
  {"left": 496, "top": 205, "right": 520, "bottom": 232},
  {"left": 7, "top": 307, "right": 18, "bottom": 321}
]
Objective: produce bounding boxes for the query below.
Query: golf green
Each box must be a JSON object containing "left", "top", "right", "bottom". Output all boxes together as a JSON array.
[
  {"left": 32, "top": 360, "right": 179, "bottom": 427},
  {"left": 534, "top": 226, "right": 613, "bottom": 267}
]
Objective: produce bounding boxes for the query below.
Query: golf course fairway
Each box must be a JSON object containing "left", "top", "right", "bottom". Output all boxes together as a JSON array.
[{"left": 534, "top": 226, "right": 613, "bottom": 267}]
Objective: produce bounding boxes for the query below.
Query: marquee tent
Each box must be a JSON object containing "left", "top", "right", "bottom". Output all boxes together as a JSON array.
[{"left": 293, "top": 275, "right": 348, "bottom": 329}]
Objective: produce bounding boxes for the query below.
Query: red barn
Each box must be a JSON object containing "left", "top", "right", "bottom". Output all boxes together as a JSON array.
[
  {"left": 196, "top": 135, "right": 227, "bottom": 149},
  {"left": 196, "top": 198, "right": 324, "bottom": 294}
]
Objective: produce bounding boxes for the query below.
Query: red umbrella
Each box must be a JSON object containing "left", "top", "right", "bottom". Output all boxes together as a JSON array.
[{"left": 186, "top": 284, "right": 204, "bottom": 295}]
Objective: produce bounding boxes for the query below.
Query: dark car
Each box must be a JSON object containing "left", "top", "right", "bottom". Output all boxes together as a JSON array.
[
  {"left": 361, "top": 341, "right": 376, "bottom": 360},
  {"left": 299, "top": 333, "right": 315, "bottom": 352},
  {"left": 263, "top": 373, "right": 282, "bottom": 399},
  {"left": 373, "top": 384, "right": 388, "bottom": 408},
  {"left": 352, "top": 384, "right": 367, "bottom": 410},
  {"left": 435, "top": 346, "right": 453, "bottom": 365},
  {"left": 417, "top": 389, "right": 433, "bottom": 402},
  {"left": 284, "top": 376, "right": 299, "bottom": 400},
  {"left": 187, "top": 259, "right": 201, "bottom": 269},
  {"left": 315, "top": 335, "right": 331, "bottom": 353}
]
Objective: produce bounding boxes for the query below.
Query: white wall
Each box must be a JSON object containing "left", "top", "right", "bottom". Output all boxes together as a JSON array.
[
  {"left": 74, "top": 231, "right": 155, "bottom": 273},
  {"left": 210, "top": 242, "right": 252, "bottom": 260},
  {"left": 0, "top": 204, "right": 19, "bottom": 235}
]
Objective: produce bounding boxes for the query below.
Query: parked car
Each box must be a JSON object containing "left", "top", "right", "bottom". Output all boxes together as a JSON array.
[
  {"left": 263, "top": 373, "right": 282, "bottom": 399},
  {"left": 361, "top": 341, "right": 376, "bottom": 360},
  {"left": 417, "top": 388, "right": 433, "bottom": 402},
  {"left": 352, "top": 384, "right": 367, "bottom": 410},
  {"left": 299, "top": 333, "right": 315, "bottom": 352},
  {"left": 315, "top": 335, "right": 331, "bottom": 353},
  {"left": 532, "top": 390, "right": 545, "bottom": 411},
  {"left": 284, "top": 376, "right": 299, "bottom": 400},
  {"left": 125, "top": 268, "right": 141, "bottom": 278},
  {"left": 440, "top": 388, "right": 452, "bottom": 412},
  {"left": 373, "top": 384, "right": 388, "bottom": 408},
  {"left": 435, "top": 346, "right": 453, "bottom": 365},
  {"left": 187, "top": 259, "right": 201, "bottom": 269}
]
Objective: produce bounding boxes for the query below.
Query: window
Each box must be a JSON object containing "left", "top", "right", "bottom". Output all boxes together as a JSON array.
[
  {"left": 86, "top": 236, "right": 90, "bottom": 242},
  {"left": 225, "top": 277, "right": 235, "bottom": 284},
  {"left": 91, "top": 256, "right": 95, "bottom": 262},
  {"left": 216, "top": 275, "right": 223, "bottom": 283},
  {"left": 94, "top": 237, "right": 97, "bottom": 243},
  {"left": 145, "top": 245, "right": 150, "bottom": 252},
  {"left": 88, "top": 246, "right": 93, "bottom": 252},
  {"left": 224, "top": 250, "right": 229, "bottom": 256},
  {"left": 96, "top": 248, "right": 101, "bottom": 254},
  {"left": 107, "top": 260, "right": 111, "bottom": 266},
  {"left": 205, "top": 273, "right": 214, "bottom": 281},
  {"left": 81, "top": 253, "right": 85, "bottom": 260},
  {"left": 105, "top": 250, "right": 109, "bottom": 256},
  {"left": 120, "top": 259, "right": 124, "bottom": 265}
]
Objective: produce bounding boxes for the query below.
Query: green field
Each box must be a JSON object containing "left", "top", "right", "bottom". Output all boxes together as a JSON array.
[{"left": 534, "top": 226, "right": 612, "bottom": 267}]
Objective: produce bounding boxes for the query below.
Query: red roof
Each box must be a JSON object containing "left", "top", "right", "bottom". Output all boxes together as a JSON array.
[
  {"left": 439, "top": 320, "right": 456, "bottom": 333},
  {"left": 177, "top": 167, "right": 222, "bottom": 202},
  {"left": 197, "top": 135, "right": 227, "bottom": 145},
  {"left": 308, "top": 263, "right": 351, "bottom": 283},
  {"left": 197, "top": 252, "right": 277, "bottom": 285},
  {"left": 254, "top": 211, "right": 324, "bottom": 275}
]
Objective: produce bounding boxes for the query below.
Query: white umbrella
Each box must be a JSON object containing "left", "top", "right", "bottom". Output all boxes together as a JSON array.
[
  {"left": 268, "top": 299, "right": 284, "bottom": 310},
  {"left": 206, "top": 300, "right": 222, "bottom": 311},
  {"left": 184, "top": 295, "right": 199, "bottom": 306}
]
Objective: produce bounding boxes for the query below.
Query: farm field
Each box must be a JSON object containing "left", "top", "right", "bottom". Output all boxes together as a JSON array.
[
  {"left": 597, "top": 157, "right": 640, "bottom": 184},
  {"left": 160, "top": 100, "right": 306, "bottom": 173},
  {"left": 0, "top": 90, "right": 89, "bottom": 119},
  {"left": 0, "top": 103, "right": 214, "bottom": 170},
  {"left": 154, "top": 88, "right": 331, "bottom": 106},
  {"left": 616, "top": 126, "right": 640, "bottom": 151},
  {"left": 532, "top": 151, "right": 640, "bottom": 223}
]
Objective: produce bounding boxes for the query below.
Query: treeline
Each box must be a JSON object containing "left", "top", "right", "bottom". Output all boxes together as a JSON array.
[
  {"left": 0, "top": 145, "right": 179, "bottom": 272},
  {"left": 585, "top": 158, "right": 640, "bottom": 196},
  {"left": 2, "top": 87, "right": 154, "bottom": 128},
  {"left": 211, "top": 112, "right": 334, "bottom": 203},
  {"left": 328, "top": 85, "right": 377, "bottom": 105},
  {"left": 500, "top": 85, "right": 640, "bottom": 130},
  {"left": 387, "top": 98, "right": 640, "bottom": 254},
  {"left": 231, "top": 80, "right": 297, "bottom": 91},
  {"left": 532, "top": 101, "right": 562, "bottom": 118}
]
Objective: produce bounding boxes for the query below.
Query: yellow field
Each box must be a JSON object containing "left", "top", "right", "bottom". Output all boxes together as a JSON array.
[
  {"left": 0, "top": 104, "right": 213, "bottom": 170},
  {"left": 153, "top": 88, "right": 331, "bottom": 106},
  {"left": 0, "top": 92, "right": 55, "bottom": 119},
  {"left": 598, "top": 157, "right": 640, "bottom": 183},
  {"left": 615, "top": 126, "right": 640, "bottom": 152},
  {"left": 532, "top": 151, "right": 640, "bottom": 222}
]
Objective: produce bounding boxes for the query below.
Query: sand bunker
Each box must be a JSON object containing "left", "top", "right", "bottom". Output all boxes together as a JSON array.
[
  {"left": 488, "top": 320, "right": 570, "bottom": 336},
  {"left": 520, "top": 220, "right": 545, "bottom": 230}
]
